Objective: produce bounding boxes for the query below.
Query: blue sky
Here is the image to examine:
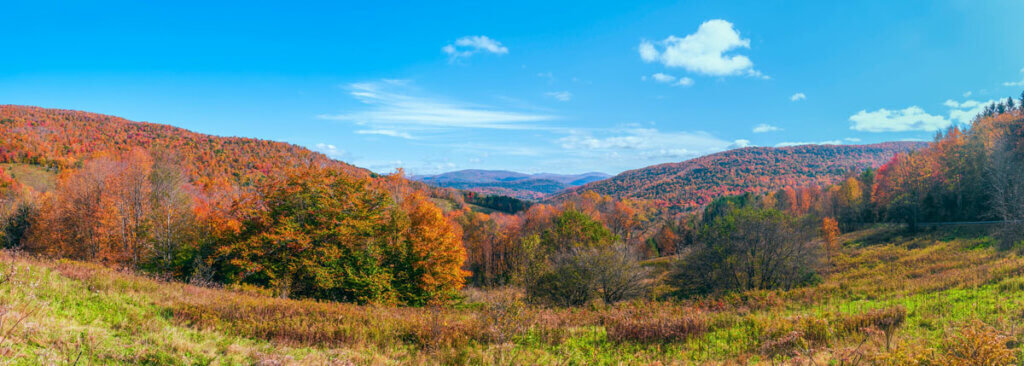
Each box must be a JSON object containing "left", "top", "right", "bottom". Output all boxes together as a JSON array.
[{"left": 3, "top": 1, "right": 1024, "bottom": 174}]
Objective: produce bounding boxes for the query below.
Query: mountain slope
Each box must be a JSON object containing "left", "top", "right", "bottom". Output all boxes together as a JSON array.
[
  {"left": 0, "top": 105, "right": 368, "bottom": 188},
  {"left": 414, "top": 169, "right": 610, "bottom": 200},
  {"left": 556, "top": 142, "right": 926, "bottom": 209}
]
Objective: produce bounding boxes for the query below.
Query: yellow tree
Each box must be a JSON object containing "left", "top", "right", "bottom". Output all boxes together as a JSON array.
[{"left": 821, "top": 217, "right": 840, "bottom": 266}]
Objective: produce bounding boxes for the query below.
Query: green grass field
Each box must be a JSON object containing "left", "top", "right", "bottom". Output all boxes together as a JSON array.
[{"left": 1, "top": 225, "right": 1022, "bottom": 364}]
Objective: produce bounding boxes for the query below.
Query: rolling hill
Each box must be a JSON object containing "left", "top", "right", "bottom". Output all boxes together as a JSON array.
[
  {"left": 555, "top": 142, "right": 926, "bottom": 209},
  {"left": 414, "top": 169, "right": 610, "bottom": 200},
  {"left": 0, "top": 105, "right": 368, "bottom": 188}
]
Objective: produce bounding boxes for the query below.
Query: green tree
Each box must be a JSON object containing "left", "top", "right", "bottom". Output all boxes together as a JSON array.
[
  {"left": 539, "top": 209, "right": 617, "bottom": 252},
  {"left": 221, "top": 168, "right": 403, "bottom": 303},
  {"left": 1, "top": 204, "right": 34, "bottom": 249},
  {"left": 670, "top": 206, "right": 820, "bottom": 297}
]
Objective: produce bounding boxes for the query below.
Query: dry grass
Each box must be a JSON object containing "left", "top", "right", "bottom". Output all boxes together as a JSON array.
[{"left": 1, "top": 225, "right": 1023, "bottom": 364}]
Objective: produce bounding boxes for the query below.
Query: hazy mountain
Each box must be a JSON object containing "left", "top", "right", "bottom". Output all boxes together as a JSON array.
[{"left": 414, "top": 169, "right": 610, "bottom": 200}]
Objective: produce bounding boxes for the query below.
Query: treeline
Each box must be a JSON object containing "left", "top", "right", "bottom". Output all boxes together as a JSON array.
[
  {"left": 0, "top": 150, "right": 467, "bottom": 305},
  {"left": 462, "top": 191, "right": 532, "bottom": 213}
]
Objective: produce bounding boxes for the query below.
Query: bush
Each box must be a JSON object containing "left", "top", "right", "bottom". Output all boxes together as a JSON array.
[
  {"left": 939, "top": 320, "right": 1017, "bottom": 365},
  {"left": 605, "top": 308, "right": 706, "bottom": 343},
  {"left": 670, "top": 206, "right": 821, "bottom": 297},
  {"left": 526, "top": 244, "right": 650, "bottom": 307}
]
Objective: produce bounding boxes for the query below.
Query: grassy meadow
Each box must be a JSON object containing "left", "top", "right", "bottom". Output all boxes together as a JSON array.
[{"left": 1, "top": 224, "right": 1022, "bottom": 365}]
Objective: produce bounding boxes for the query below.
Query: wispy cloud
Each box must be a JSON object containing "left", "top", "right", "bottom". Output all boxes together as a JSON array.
[
  {"left": 775, "top": 140, "right": 843, "bottom": 147},
  {"left": 545, "top": 91, "right": 572, "bottom": 102},
  {"left": 639, "top": 19, "right": 764, "bottom": 78},
  {"left": 355, "top": 129, "right": 415, "bottom": 139},
  {"left": 752, "top": 123, "right": 781, "bottom": 133},
  {"left": 558, "top": 127, "right": 746, "bottom": 160},
  {"left": 318, "top": 80, "right": 555, "bottom": 134},
  {"left": 790, "top": 93, "right": 806, "bottom": 101},
  {"left": 443, "top": 35, "right": 508, "bottom": 62}
]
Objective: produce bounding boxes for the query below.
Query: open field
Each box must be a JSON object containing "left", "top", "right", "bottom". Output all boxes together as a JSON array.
[
  {"left": 1, "top": 225, "right": 1022, "bottom": 365},
  {"left": 0, "top": 164, "right": 56, "bottom": 193}
]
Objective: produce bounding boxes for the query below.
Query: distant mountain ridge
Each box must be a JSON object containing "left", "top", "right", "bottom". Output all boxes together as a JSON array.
[
  {"left": 553, "top": 142, "right": 927, "bottom": 210},
  {"left": 413, "top": 169, "right": 610, "bottom": 200}
]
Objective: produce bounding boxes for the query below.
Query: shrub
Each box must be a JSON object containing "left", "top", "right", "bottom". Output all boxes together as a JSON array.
[
  {"left": 671, "top": 206, "right": 821, "bottom": 297},
  {"left": 838, "top": 306, "right": 906, "bottom": 351},
  {"left": 837, "top": 306, "right": 907, "bottom": 336},
  {"left": 939, "top": 320, "right": 1017, "bottom": 365},
  {"left": 605, "top": 310, "right": 706, "bottom": 343},
  {"left": 526, "top": 244, "right": 650, "bottom": 306},
  {"left": 475, "top": 292, "right": 529, "bottom": 343}
]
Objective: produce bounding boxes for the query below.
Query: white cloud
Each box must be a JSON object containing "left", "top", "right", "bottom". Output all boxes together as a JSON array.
[
  {"left": 319, "top": 80, "right": 554, "bottom": 132},
  {"left": 558, "top": 128, "right": 741, "bottom": 160},
  {"left": 314, "top": 143, "right": 347, "bottom": 159},
  {"left": 638, "top": 19, "right": 762, "bottom": 77},
  {"left": 647, "top": 73, "right": 694, "bottom": 87},
  {"left": 790, "top": 93, "right": 806, "bottom": 101},
  {"left": 946, "top": 98, "right": 996, "bottom": 125},
  {"left": 775, "top": 140, "right": 843, "bottom": 147},
  {"left": 752, "top": 123, "right": 781, "bottom": 133},
  {"left": 844, "top": 137, "right": 861, "bottom": 142},
  {"left": 849, "top": 106, "right": 950, "bottom": 132},
  {"left": 651, "top": 73, "right": 675, "bottom": 83},
  {"left": 963, "top": 91, "right": 972, "bottom": 98},
  {"left": 355, "top": 129, "right": 414, "bottom": 139},
  {"left": 639, "top": 42, "right": 659, "bottom": 62},
  {"left": 852, "top": 96, "right": 998, "bottom": 133},
  {"left": 545, "top": 91, "right": 572, "bottom": 102},
  {"left": 443, "top": 35, "right": 508, "bottom": 62}
]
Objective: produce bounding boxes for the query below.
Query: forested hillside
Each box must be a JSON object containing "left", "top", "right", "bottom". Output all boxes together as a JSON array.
[
  {"left": 558, "top": 142, "right": 925, "bottom": 209},
  {"left": 0, "top": 105, "right": 368, "bottom": 188}
]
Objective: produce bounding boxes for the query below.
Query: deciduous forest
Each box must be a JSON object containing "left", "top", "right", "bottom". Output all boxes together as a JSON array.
[{"left": 3, "top": 92, "right": 1024, "bottom": 363}]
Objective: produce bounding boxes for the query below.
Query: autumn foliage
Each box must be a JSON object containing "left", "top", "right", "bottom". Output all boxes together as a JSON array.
[{"left": 557, "top": 142, "right": 923, "bottom": 210}]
